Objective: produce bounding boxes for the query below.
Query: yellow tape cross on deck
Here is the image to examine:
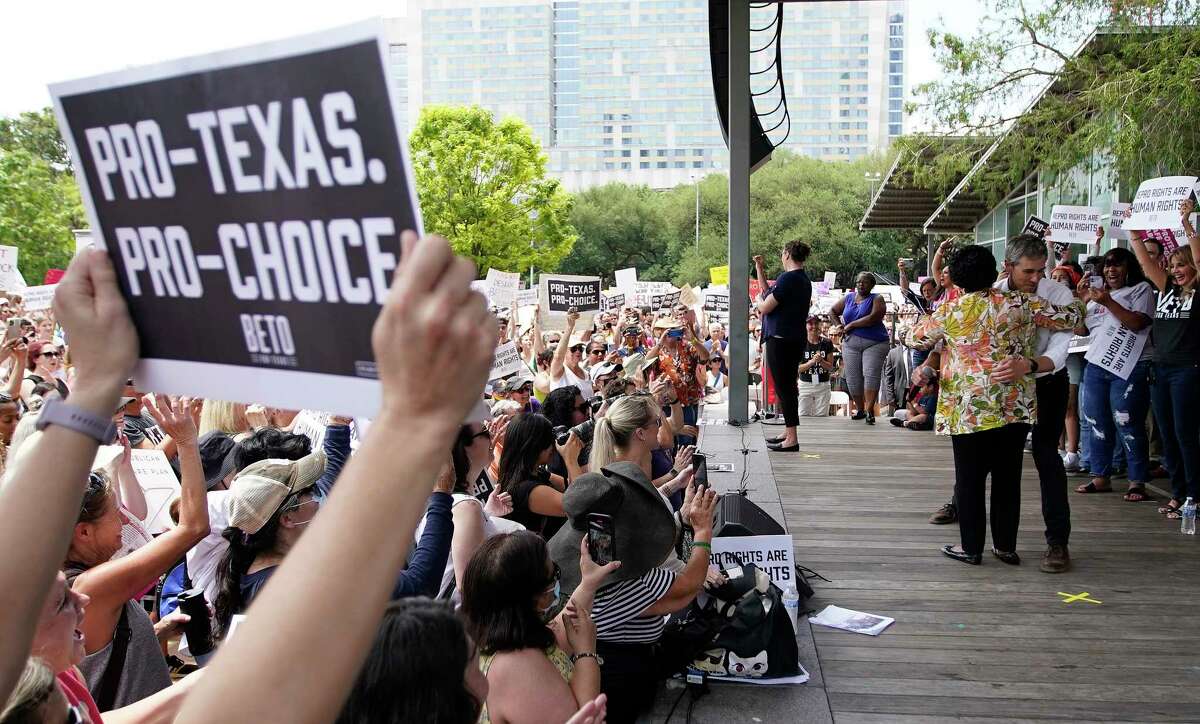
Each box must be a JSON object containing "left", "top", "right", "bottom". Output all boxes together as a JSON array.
[{"left": 1057, "top": 591, "right": 1102, "bottom": 605}]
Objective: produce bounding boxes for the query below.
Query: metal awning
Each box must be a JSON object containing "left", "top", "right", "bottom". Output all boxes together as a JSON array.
[{"left": 860, "top": 138, "right": 989, "bottom": 233}]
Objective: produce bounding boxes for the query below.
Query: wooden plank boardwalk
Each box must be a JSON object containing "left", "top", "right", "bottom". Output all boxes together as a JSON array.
[{"left": 770, "top": 417, "right": 1200, "bottom": 723}]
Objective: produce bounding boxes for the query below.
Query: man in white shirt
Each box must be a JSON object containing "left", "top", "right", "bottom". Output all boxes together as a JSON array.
[{"left": 994, "top": 234, "right": 1075, "bottom": 573}]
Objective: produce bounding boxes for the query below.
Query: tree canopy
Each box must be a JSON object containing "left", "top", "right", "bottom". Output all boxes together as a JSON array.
[
  {"left": 408, "top": 105, "right": 576, "bottom": 275},
  {"left": 902, "top": 0, "right": 1200, "bottom": 206}
]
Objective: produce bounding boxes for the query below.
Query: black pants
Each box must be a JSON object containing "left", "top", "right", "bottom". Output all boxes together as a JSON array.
[
  {"left": 1033, "top": 371, "right": 1071, "bottom": 546},
  {"left": 951, "top": 423, "right": 1030, "bottom": 555},
  {"left": 596, "top": 640, "right": 663, "bottom": 724},
  {"left": 766, "top": 336, "right": 807, "bottom": 427}
]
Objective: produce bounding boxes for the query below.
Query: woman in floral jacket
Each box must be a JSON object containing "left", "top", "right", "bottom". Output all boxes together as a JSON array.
[{"left": 913, "top": 245, "right": 1083, "bottom": 566}]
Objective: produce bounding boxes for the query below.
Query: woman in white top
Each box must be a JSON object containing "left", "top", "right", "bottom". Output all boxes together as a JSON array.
[{"left": 549, "top": 309, "right": 594, "bottom": 399}]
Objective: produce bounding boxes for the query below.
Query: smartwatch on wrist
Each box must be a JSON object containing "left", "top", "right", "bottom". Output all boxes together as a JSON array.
[{"left": 35, "top": 397, "right": 119, "bottom": 444}]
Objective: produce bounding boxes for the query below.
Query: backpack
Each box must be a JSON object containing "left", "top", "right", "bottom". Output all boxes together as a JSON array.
[{"left": 662, "top": 563, "right": 800, "bottom": 680}]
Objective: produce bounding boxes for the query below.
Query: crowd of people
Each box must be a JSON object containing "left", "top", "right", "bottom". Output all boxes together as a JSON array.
[
  {"left": 0, "top": 196, "right": 1194, "bottom": 722},
  {"left": 0, "top": 233, "right": 746, "bottom": 724}
]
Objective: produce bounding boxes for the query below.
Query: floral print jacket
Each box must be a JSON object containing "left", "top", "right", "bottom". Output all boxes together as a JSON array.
[{"left": 912, "top": 289, "right": 1084, "bottom": 436}]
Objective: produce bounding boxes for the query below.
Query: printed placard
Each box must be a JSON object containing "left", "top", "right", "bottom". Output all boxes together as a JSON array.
[
  {"left": 1049, "top": 205, "right": 1101, "bottom": 245},
  {"left": 679, "top": 284, "right": 698, "bottom": 307},
  {"left": 1108, "top": 202, "right": 1131, "bottom": 241},
  {"left": 603, "top": 291, "right": 625, "bottom": 311},
  {"left": 290, "top": 410, "right": 332, "bottom": 450},
  {"left": 514, "top": 288, "right": 538, "bottom": 308},
  {"left": 489, "top": 341, "right": 525, "bottom": 380},
  {"left": 710, "top": 534, "right": 796, "bottom": 587},
  {"left": 1124, "top": 176, "right": 1198, "bottom": 231},
  {"left": 485, "top": 269, "right": 520, "bottom": 308},
  {"left": 0, "top": 247, "right": 22, "bottom": 292},
  {"left": 129, "top": 449, "right": 182, "bottom": 534},
  {"left": 1022, "top": 215, "right": 1049, "bottom": 238},
  {"left": 704, "top": 289, "right": 730, "bottom": 316},
  {"left": 50, "top": 21, "right": 420, "bottom": 418},
  {"left": 822, "top": 271, "right": 837, "bottom": 287},
  {"left": 20, "top": 285, "right": 57, "bottom": 312},
  {"left": 1084, "top": 321, "right": 1148, "bottom": 381},
  {"left": 540, "top": 274, "right": 601, "bottom": 313},
  {"left": 651, "top": 289, "right": 681, "bottom": 311},
  {"left": 709, "top": 265, "right": 729, "bottom": 286}
]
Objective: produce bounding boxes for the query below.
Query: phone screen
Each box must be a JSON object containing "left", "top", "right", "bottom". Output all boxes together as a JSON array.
[
  {"left": 586, "top": 514, "right": 615, "bottom": 566},
  {"left": 692, "top": 452, "right": 708, "bottom": 489},
  {"left": 1089, "top": 275, "right": 1104, "bottom": 289},
  {"left": 4, "top": 319, "right": 22, "bottom": 343}
]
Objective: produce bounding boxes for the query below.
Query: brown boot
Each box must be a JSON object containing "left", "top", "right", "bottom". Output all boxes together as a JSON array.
[
  {"left": 928, "top": 503, "right": 957, "bottom": 525},
  {"left": 1040, "top": 544, "right": 1070, "bottom": 573}
]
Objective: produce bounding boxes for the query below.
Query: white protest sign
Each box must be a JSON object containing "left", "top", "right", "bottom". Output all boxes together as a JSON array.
[
  {"left": 291, "top": 410, "right": 332, "bottom": 450},
  {"left": 485, "top": 269, "right": 520, "bottom": 308},
  {"left": 489, "top": 341, "right": 525, "bottom": 380},
  {"left": 615, "top": 267, "right": 638, "bottom": 292},
  {"left": 1124, "top": 176, "right": 1198, "bottom": 231},
  {"left": 0, "top": 247, "right": 22, "bottom": 292},
  {"left": 514, "top": 288, "right": 538, "bottom": 308},
  {"left": 710, "top": 535, "right": 796, "bottom": 588},
  {"left": 823, "top": 271, "right": 837, "bottom": 287},
  {"left": 703, "top": 289, "right": 730, "bottom": 322},
  {"left": 872, "top": 285, "right": 908, "bottom": 308},
  {"left": 540, "top": 274, "right": 602, "bottom": 313},
  {"left": 651, "top": 288, "right": 681, "bottom": 311},
  {"left": 1084, "top": 321, "right": 1148, "bottom": 380},
  {"left": 130, "top": 449, "right": 182, "bottom": 534},
  {"left": 50, "top": 21, "right": 422, "bottom": 419},
  {"left": 1108, "top": 202, "right": 1131, "bottom": 241},
  {"left": 1049, "top": 205, "right": 1102, "bottom": 245},
  {"left": 73, "top": 229, "right": 94, "bottom": 254},
  {"left": 21, "top": 285, "right": 58, "bottom": 312},
  {"left": 603, "top": 291, "right": 626, "bottom": 311}
]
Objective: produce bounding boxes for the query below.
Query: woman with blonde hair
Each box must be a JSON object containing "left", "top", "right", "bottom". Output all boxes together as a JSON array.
[
  {"left": 1130, "top": 204, "right": 1200, "bottom": 519},
  {"left": 198, "top": 400, "right": 249, "bottom": 436}
]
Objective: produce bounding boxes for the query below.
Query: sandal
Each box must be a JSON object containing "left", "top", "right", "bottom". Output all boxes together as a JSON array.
[
  {"left": 1158, "top": 500, "right": 1182, "bottom": 516},
  {"left": 1166, "top": 509, "right": 1183, "bottom": 520},
  {"left": 1123, "top": 486, "right": 1153, "bottom": 503},
  {"left": 1075, "top": 480, "right": 1113, "bottom": 494}
]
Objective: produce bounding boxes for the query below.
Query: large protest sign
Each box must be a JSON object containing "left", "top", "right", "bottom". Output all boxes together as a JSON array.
[
  {"left": 651, "top": 289, "right": 681, "bottom": 311},
  {"left": 129, "top": 449, "right": 183, "bottom": 534},
  {"left": 540, "top": 274, "right": 601, "bottom": 313},
  {"left": 615, "top": 267, "right": 638, "bottom": 292},
  {"left": 1022, "top": 215, "right": 1049, "bottom": 238},
  {"left": 0, "top": 247, "right": 23, "bottom": 292},
  {"left": 709, "top": 265, "right": 729, "bottom": 286},
  {"left": 1108, "top": 202, "right": 1131, "bottom": 241},
  {"left": 1125, "top": 176, "right": 1198, "bottom": 231},
  {"left": 704, "top": 288, "right": 730, "bottom": 321},
  {"left": 20, "top": 285, "right": 57, "bottom": 312},
  {"left": 1085, "top": 321, "right": 1148, "bottom": 380},
  {"left": 603, "top": 291, "right": 625, "bottom": 311},
  {"left": 50, "top": 22, "right": 419, "bottom": 418},
  {"left": 489, "top": 341, "right": 525, "bottom": 380},
  {"left": 710, "top": 535, "right": 796, "bottom": 588},
  {"left": 485, "top": 269, "right": 520, "bottom": 308},
  {"left": 1049, "top": 205, "right": 1101, "bottom": 245}
]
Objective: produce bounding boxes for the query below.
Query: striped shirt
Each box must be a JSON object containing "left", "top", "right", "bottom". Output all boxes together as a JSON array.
[{"left": 592, "top": 568, "right": 676, "bottom": 644}]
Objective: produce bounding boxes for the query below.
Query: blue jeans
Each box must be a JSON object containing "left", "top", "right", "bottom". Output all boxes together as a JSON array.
[
  {"left": 676, "top": 403, "right": 698, "bottom": 447},
  {"left": 1150, "top": 363, "right": 1200, "bottom": 502},
  {"left": 1082, "top": 360, "right": 1151, "bottom": 483},
  {"left": 1078, "top": 386, "right": 1127, "bottom": 473}
]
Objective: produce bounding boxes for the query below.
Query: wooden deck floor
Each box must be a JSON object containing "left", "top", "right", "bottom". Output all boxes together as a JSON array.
[{"left": 770, "top": 417, "right": 1200, "bottom": 723}]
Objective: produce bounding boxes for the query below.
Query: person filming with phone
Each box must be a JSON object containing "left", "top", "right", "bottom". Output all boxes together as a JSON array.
[{"left": 549, "top": 394, "right": 716, "bottom": 723}]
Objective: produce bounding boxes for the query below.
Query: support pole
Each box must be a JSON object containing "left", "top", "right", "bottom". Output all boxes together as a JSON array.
[{"left": 727, "top": 0, "right": 750, "bottom": 424}]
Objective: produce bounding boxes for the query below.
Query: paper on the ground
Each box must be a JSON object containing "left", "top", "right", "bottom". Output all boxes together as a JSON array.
[
  {"left": 809, "top": 605, "right": 894, "bottom": 636},
  {"left": 700, "top": 663, "right": 809, "bottom": 686}
]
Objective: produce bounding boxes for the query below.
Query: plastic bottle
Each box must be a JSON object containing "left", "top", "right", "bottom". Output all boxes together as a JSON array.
[
  {"left": 1182, "top": 498, "right": 1196, "bottom": 536},
  {"left": 782, "top": 585, "right": 800, "bottom": 633}
]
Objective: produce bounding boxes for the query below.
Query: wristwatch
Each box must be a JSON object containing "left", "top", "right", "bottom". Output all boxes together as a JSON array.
[
  {"left": 570, "top": 652, "right": 604, "bottom": 665},
  {"left": 35, "top": 397, "right": 119, "bottom": 444},
  {"left": 1026, "top": 357, "right": 1040, "bottom": 376}
]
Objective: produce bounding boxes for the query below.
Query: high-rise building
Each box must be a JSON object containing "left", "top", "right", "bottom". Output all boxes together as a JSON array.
[{"left": 387, "top": 0, "right": 906, "bottom": 190}]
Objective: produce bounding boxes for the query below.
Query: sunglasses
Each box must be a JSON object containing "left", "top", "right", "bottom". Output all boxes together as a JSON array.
[
  {"left": 40, "top": 350, "right": 62, "bottom": 358},
  {"left": 470, "top": 428, "right": 492, "bottom": 442},
  {"left": 588, "top": 348, "right": 606, "bottom": 355}
]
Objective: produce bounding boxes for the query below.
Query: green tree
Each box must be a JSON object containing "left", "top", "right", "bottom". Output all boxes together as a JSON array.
[
  {"left": 563, "top": 183, "right": 675, "bottom": 282},
  {"left": 0, "top": 149, "right": 81, "bottom": 284},
  {"left": 409, "top": 105, "right": 576, "bottom": 274},
  {"left": 904, "top": 0, "right": 1200, "bottom": 206},
  {"left": 0, "top": 108, "right": 71, "bottom": 169}
]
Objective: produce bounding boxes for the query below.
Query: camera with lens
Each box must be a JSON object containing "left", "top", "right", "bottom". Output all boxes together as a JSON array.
[{"left": 555, "top": 419, "right": 596, "bottom": 447}]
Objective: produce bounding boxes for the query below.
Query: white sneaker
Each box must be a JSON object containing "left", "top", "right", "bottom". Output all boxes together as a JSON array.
[{"left": 1063, "top": 452, "right": 1081, "bottom": 472}]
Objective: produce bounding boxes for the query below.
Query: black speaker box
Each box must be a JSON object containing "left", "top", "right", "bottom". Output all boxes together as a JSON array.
[{"left": 713, "top": 493, "right": 785, "bottom": 537}]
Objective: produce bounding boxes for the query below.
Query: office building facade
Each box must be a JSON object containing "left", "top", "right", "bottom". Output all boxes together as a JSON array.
[{"left": 388, "top": 0, "right": 906, "bottom": 190}]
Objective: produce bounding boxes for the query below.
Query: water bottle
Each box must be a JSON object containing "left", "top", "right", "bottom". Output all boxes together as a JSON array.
[
  {"left": 782, "top": 584, "right": 800, "bottom": 634},
  {"left": 1182, "top": 498, "right": 1196, "bottom": 536}
]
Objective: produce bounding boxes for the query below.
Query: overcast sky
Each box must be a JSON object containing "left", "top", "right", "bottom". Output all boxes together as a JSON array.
[{"left": 1, "top": 0, "right": 984, "bottom": 122}]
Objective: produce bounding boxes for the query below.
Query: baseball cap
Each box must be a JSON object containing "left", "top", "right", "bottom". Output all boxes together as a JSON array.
[
  {"left": 197, "top": 431, "right": 237, "bottom": 489},
  {"left": 590, "top": 361, "right": 623, "bottom": 381},
  {"left": 502, "top": 375, "right": 534, "bottom": 393},
  {"left": 226, "top": 450, "right": 327, "bottom": 534}
]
